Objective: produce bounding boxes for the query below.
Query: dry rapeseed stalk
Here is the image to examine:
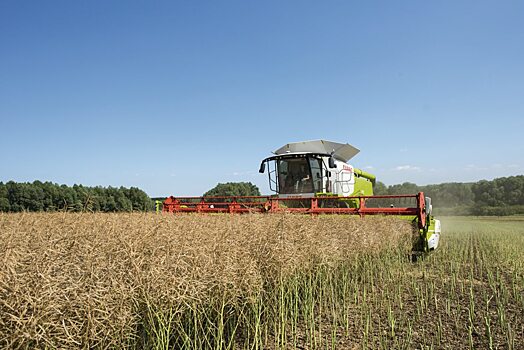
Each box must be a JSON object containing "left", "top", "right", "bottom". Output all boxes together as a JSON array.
[{"left": 0, "top": 212, "right": 413, "bottom": 348}]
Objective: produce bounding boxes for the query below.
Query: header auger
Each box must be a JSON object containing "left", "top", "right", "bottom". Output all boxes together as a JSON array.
[{"left": 163, "top": 140, "right": 441, "bottom": 254}]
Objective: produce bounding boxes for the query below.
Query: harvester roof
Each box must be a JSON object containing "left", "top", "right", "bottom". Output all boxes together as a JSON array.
[{"left": 273, "top": 140, "right": 360, "bottom": 162}]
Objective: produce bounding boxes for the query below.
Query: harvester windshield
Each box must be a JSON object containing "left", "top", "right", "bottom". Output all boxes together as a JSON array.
[{"left": 272, "top": 155, "right": 324, "bottom": 195}]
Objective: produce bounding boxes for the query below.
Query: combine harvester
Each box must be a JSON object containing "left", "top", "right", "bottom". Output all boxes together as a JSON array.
[{"left": 164, "top": 140, "right": 440, "bottom": 255}]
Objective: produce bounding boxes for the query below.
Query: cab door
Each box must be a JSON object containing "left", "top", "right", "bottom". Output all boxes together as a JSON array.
[{"left": 308, "top": 157, "right": 323, "bottom": 193}]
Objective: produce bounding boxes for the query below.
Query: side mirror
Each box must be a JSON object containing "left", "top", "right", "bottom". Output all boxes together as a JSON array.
[
  {"left": 259, "top": 162, "right": 266, "bottom": 173},
  {"left": 328, "top": 157, "right": 336, "bottom": 168}
]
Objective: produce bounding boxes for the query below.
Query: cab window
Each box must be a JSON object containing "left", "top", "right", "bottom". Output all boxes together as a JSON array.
[
  {"left": 309, "top": 158, "right": 323, "bottom": 192},
  {"left": 277, "top": 158, "right": 313, "bottom": 194}
]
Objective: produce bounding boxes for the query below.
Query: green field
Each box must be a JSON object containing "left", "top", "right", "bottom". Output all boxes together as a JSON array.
[
  {"left": 1, "top": 214, "right": 523, "bottom": 349},
  {"left": 379, "top": 216, "right": 524, "bottom": 349}
]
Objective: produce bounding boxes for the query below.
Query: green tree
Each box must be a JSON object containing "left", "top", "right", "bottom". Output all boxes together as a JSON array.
[
  {"left": 125, "top": 187, "right": 153, "bottom": 211},
  {"left": 387, "top": 182, "right": 420, "bottom": 195},
  {"left": 0, "top": 182, "right": 10, "bottom": 211},
  {"left": 421, "top": 182, "right": 474, "bottom": 208},
  {"left": 373, "top": 181, "right": 388, "bottom": 195},
  {"left": 204, "top": 182, "right": 261, "bottom": 197},
  {"left": 0, "top": 181, "right": 155, "bottom": 212}
]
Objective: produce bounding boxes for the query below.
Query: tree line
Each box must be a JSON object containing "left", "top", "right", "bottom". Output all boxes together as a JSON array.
[
  {"left": 0, "top": 181, "right": 152, "bottom": 212},
  {"left": 1, "top": 175, "right": 522, "bottom": 215},
  {"left": 374, "top": 175, "right": 524, "bottom": 215}
]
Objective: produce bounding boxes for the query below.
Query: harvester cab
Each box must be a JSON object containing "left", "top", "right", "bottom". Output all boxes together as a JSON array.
[{"left": 259, "top": 140, "right": 376, "bottom": 199}]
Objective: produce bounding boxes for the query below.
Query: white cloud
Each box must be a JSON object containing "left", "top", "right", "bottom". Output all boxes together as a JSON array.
[
  {"left": 394, "top": 165, "right": 421, "bottom": 171},
  {"left": 364, "top": 165, "right": 375, "bottom": 170},
  {"left": 464, "top": 163, "right": 517, "bottom": 171}
]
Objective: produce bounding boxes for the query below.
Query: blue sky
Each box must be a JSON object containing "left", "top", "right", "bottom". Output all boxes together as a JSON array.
[{"left": 1, "top": 1, "right": 523, "bottom": 197}]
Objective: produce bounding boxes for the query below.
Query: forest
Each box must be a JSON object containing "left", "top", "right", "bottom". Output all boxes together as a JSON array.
[
  {"left": 374, "top": 175, "right": 524, "bottom": 215},
  {"left": 0, "top": 181, "right": 152, "bottom": 212},
  {"left": 0, "top": 175, "right": 522, "bottom": 215}
]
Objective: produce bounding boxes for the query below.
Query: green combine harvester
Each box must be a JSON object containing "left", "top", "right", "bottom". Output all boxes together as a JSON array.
[{"left": 164, "top": 140, "right": 441, "bottom": 256}]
